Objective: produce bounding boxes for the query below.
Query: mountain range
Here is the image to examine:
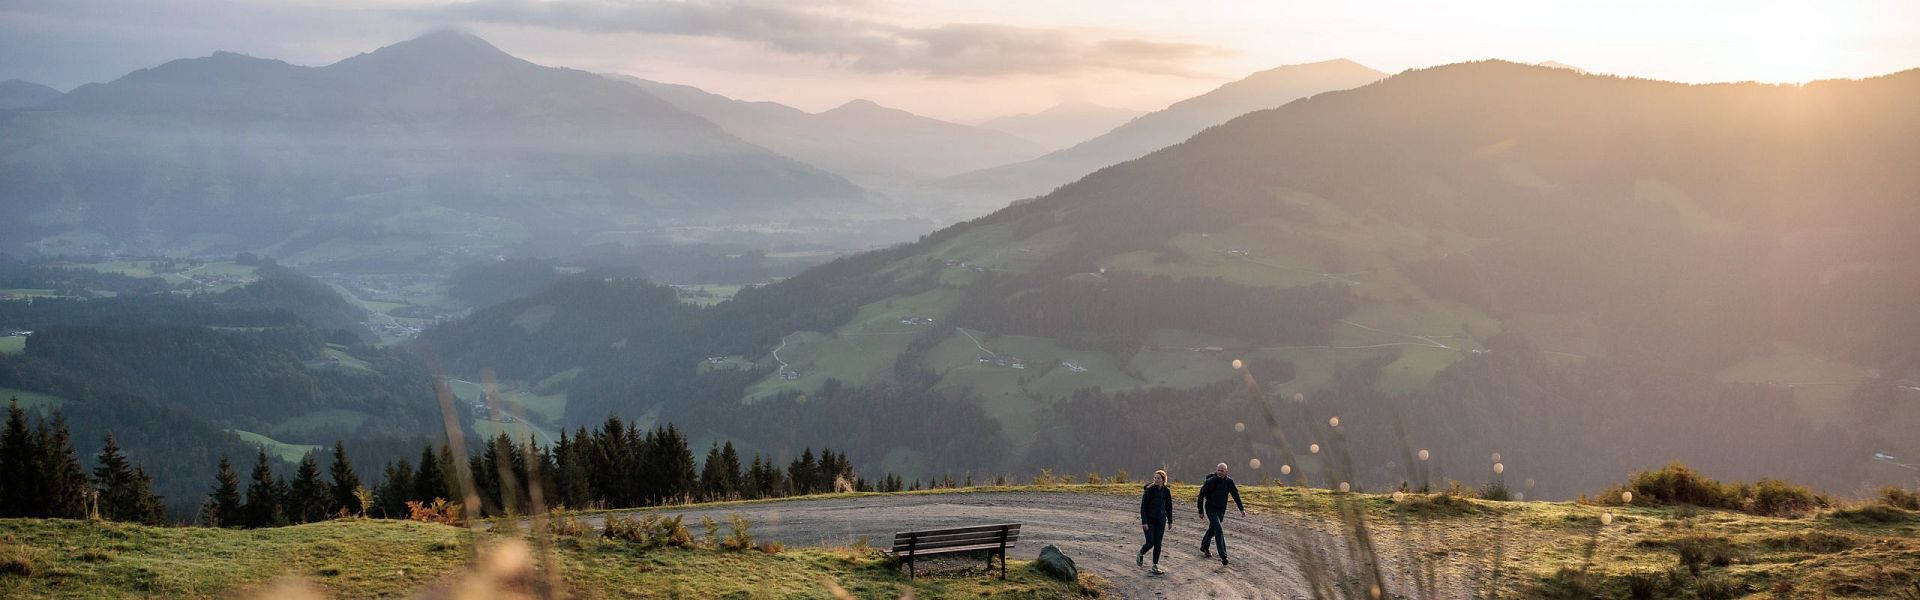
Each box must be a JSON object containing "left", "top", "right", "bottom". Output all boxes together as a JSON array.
[
  {"left": 926, "top": 59, "right": 1387, "bottom": 206},
  {"left": 0, "top": 80, "right": 61, "bottom": 109},
  {"left": 425, "top": 60, "right": 1920, "bottom": 499},
  {"left": 616, "top": 76, "right": 1046, "bottom": 191},
  {"left": 0, "top": 31, "right": 873, "bottom": 262}
]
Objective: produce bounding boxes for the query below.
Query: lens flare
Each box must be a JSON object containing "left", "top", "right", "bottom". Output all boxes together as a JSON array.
[
  {"left": 1338, "top": 482, "right": 1350, "bottom": 493},
  {"left": 1622, "top": 491, "right": 1633, "bottom": 504},
  {"left": 1280, "top": 464, "right": 1292, "bottom": 475},
  {"left": 1601, "top": 512, "right": 1614, "bottom": 525},
  {"left": 1234, "top": 422, "right": 1245, "bottom": 433},
  {"left": 1493, "top": 462, "right": 1504, "bottom": 475},
  {"left": 1231, "top": 359, "right": 1244, "bottom": 370},
  {"left": 1418, "top": 449, "right": 1430, "bottom": 461},
  {"left": 1291, "top": 392, "right": 1305, "bottom": 403},
  {"left": 1491, "top": 452, "right": 1502, "bottom": 463},
  {"left": 1328, "top": 416, "right": 1340, "bottom": 428},
  {"left": 1391, "top": 491, "right": 1406, "bottom": 502},
  {"left": 1309, "top": 443, "right": 1320, "bottom": 454},
  {"left": 1249, "top": 458, "right": 1261, "bottom": 470}
]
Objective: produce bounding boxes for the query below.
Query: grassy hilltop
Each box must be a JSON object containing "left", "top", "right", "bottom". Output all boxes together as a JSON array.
[{"left": 2, "top": 482, "right": 1916, "bottom": 599}]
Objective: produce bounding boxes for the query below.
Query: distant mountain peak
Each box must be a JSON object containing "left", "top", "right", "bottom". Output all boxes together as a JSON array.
[
  {"left": 332, "top": 29, "right": 523, "bottom": 73},
  {"left": 0, "top": 80, "right": 63, "bottom": 109},
  {"left": 826, "top": 99, "right": 890, "bottom": 114}
]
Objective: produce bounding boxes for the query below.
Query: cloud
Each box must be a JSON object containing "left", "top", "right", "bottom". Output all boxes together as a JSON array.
[{"left": 412, "top": 0, "right": 1231, "bottom": 78}]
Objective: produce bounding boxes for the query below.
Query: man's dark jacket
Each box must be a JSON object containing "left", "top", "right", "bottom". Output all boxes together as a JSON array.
[
  {"left": 1196, "top": 473, "right": 1244, "bottom": 515},
  {"left": 1139, "top": 484, "right": 1173, "bottom": 525}
]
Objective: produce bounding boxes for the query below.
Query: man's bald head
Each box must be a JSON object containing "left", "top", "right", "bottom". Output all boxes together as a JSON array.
[{"left": 1215, "top": 463, "right": 1229, "bottom": 476}]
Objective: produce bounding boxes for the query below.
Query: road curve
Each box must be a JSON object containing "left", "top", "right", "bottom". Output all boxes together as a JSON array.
[{"left": 587, "top": 491, "right": 1440, "bottom": 599}]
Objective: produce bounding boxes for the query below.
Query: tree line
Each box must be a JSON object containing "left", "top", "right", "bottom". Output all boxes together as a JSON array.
[{"left": 0, "top": 402, "right": 166, "bottom": 525}]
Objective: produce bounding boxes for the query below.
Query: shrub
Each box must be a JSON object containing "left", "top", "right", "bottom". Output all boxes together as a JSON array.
[
  {"left": 1880, "top": 487, "right": 1920, "bottom": 511},
  {"left": 1480, "top": 482, "right": 1512, "bottom": 501},
  {"left": 405, "top": 499, "right": 463, "bottom": 526},
  {"left": 1532, "top": 567, "right": 1597, "bottom": 599},
  {"left": 547, "top": 513, "right": 591, "bottom": 538},
  {"left": 1033, "top": 469, "right": 1058, "bottom": 485},
  {"left": 756, "top": 540, "right": 784, "bottom": 554},
  {"left": 1112, "top": 469, "right": 1129, "bottom": 484},
  {"left": 1624, "top": 570, "right": 1672, "bottom": 599},
  {"left": 602, "top": 515, "right": 647, "bottom": 544},
  {"left": 1594, "top": 463, "right": 1829, "bottom": 517},
  {"left": 1742, "top": 479, "right": 1828, "bottom": 517},
  {"left": 722, "top": 514, "right": 755, "bottom": 551},
  {"left": 701, "top": 516, "right": 722, "bottom": 548},
  {"left": 653, "top": 515, "right": 693, "bottom": 548},
  {"left": 1086, "top": 472, "right": 1103, "bottom": 485}
]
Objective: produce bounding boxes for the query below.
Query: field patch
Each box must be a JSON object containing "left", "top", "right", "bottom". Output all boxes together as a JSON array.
[
  {"left": 0, "top": 387, "right": 68, "bottom": 412},
  {"left": 0, "top": 336, "right": 25, "bottom": 355},
  {"left": 273, "top": 409, "right": 373, "bottom": 438},
  {"left": 230, "top": 429, "right": 322, "bottom": 462}
]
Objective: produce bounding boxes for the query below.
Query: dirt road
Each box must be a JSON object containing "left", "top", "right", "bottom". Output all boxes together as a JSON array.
[{"left": 589, "top": 491, "right": 1449, "bottom": 599}]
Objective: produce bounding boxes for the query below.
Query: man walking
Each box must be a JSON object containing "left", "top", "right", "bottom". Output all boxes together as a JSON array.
[{"left": 1196, "top": 462, "right": 1245, "bottom": 565}]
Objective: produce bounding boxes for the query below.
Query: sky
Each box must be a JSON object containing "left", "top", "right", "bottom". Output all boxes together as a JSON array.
[{"left": 1, "top": 0, "right": 1915, "bottom": 122}]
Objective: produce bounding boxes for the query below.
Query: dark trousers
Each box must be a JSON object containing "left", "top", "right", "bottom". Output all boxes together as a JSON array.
[
  {"left": 1138, "top": 521, "right": 1165, "bottom": 564},
  {"left": 1200, "top": 511, "right": 1227, "bottom": 559}
]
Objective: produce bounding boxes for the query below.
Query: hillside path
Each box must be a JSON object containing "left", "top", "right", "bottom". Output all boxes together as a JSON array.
[{"left": 584, "top": 491, "right": 1447, "bottom": 599}]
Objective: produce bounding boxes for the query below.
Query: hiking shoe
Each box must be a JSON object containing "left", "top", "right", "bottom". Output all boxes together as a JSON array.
[
  {"left": 1150, "top": 565, "right": 1164, "bottom": 575},
  {"left": 1136, "top": 552, "right": 1144, "bottom": 567},
  {"left": 1221, "top": 557, "right": 1230, "bottom": 566}
]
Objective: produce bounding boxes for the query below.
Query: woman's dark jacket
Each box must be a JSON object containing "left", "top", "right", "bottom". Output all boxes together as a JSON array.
[{"left": 1139, "top": 483, "right": 1174, "bottom": 525}]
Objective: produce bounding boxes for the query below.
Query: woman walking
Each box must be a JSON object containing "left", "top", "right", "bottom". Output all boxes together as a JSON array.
[{"left": 1138, "top": 469, "right": 1174, "bottom": 574}]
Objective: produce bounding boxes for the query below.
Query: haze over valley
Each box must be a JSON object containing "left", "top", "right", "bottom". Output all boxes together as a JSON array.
[{"left": 2, "top": 3, "right": 1918, "bottom": 598}]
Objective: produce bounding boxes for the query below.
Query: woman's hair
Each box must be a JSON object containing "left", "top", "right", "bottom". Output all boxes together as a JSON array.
[{"left": 1152, "top": 470, "right": 1169, "bottom": 486}]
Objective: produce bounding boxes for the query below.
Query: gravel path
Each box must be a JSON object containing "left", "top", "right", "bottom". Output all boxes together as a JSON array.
[{"left": 585, "top": 491, "right": 1449, "bottom": 599}]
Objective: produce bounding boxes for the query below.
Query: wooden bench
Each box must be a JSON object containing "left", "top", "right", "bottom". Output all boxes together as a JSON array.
[{"left": 888, "top": 523, "right": 1020, "bottom": 579}]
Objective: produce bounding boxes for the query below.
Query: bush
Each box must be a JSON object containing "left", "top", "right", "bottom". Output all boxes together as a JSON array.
[
  {"left": 756, "top": 540, "right": 784, "bottom": 554},
  {"left": 1594, "top": 463, "right": 1829, "bottom": 517},
  {"left": 405, "top": 499, "right": 463, "bottom": 526},
  {"left": 1112, "top": 469, "right": 1129, "bottom": 484},
  {"left": 547, "top": 513, "right": 591, "bottom": 538},
  {"left": 1880, "top": 487, "right": 1920, "bottom": 511},
  {"left": 722, "top": 514, "right": 755, "bottom": 551},
  {"left": 701, "top": 516, "right": 722, "bottom": 548},
  {"left": 603, "top": 515, "right": 647, "bottom": 544}
]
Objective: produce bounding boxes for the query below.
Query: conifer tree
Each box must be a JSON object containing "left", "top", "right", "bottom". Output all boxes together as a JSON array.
[
  {"left": 37, "top": 415, "right": 91, "bottom": 519},
  {"left": 202, "top": 455, "right": 244, "bottom": 527},
  {"left": 327, "top": 441, "right": 361, "bottom": 516},
  {"left": 0, "top": 400, "right": 35, "bottom": 517},
  {"left": 718, "top": 442, "right": 743, "bottom": 499},
  {"left": 242, "top": 450, "right": 287, "bottom": 528},
  {"left": 412, "top": 445, "right": 448, "bottom": 503},
  {"left": 286, "top": 453, "right": 329, "bottom": 524},
  {"left": 93, "top": 433, "right": 162, "bottom": 524},
  {"left": 700, "top": 443, "right": 728, "bottom": 501},
  {"left": 374, "top": 459, "right": 414, "bottom": 518}
]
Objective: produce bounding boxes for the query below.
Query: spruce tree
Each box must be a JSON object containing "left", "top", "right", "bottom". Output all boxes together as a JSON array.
[
  {"left": 375, "top": 459, "right": 414, "bottom": 518},
  {"left": 127, "top": 467, "right": 166, "bottom": 525},
  {"left": 0, "top": 400, "right": 35, "bottom": 517},
  {"left": 242, "top": 450, "right": 287, "bottom": 528},
  {"left": 700, "top": 443, "right": 728, "bottom": 501},
  {"left": 37, "top": 416, "right": 91, "bottom": 519},
  {"left": 327, "top": 441, "right": 362, "bottom": 517},
  {"left": 412, "top": 445, "right": 448, "bottom": 503},
  {"left": 718, "top": 442, "right": 743, "bottom": 499},
  {"left": 94, "top": 433, "right": 162, "bottom": 523},
  {"left": 202, "top": 455, "right": 244, "bottom": 527},
  {"left": 286, "top": 453, "right": 329, "bottom": 523}
]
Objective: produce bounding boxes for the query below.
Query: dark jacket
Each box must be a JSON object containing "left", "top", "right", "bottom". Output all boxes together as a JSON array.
[
  {"left": 1139, "top": 483, "right": 1173, "bottom": 525},
  {"left": 1196, "top": 473, "right": 1244, "bottom": 514}
]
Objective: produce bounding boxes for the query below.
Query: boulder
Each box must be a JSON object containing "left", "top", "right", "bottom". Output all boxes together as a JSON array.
[{"left": 1035, "top": 544, "right": 1077, "bottom": 581}]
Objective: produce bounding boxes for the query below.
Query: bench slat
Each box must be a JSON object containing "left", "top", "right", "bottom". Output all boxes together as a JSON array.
[
  {"left": 890, "top": 524, "right": 1020, "bottom": 538},
  {"left": 890, "top": 530, "right": 1020, "bottom": 548},
  {"left": 892, "top": 541, "right": 1019, "bottom": 556}
]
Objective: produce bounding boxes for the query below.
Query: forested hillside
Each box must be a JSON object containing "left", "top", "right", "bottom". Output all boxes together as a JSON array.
[{"left": 423, "top": 62, "right": 1920, "bottom": 498}]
